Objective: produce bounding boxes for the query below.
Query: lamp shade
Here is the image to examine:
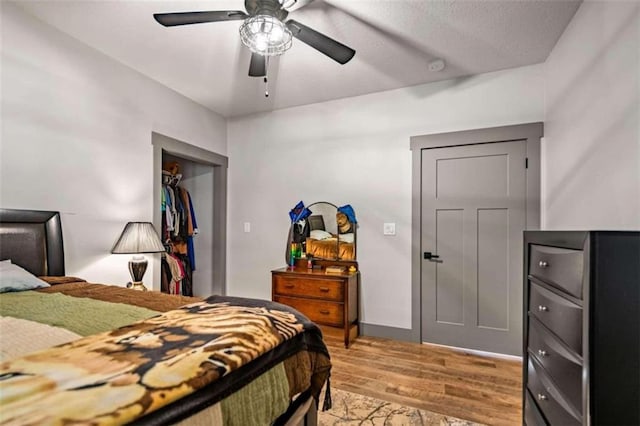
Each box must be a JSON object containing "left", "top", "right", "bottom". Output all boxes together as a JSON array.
[{"left": 111, "top": 222, "right": 165, "bottom": 254}]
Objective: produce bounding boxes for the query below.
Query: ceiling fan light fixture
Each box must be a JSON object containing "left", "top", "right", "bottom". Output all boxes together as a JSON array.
[{"left": 239, "top": 15, "right": 292, "bottom": 56}]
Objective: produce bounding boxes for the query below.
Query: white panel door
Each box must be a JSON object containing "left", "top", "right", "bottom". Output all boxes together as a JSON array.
[{"left": 421, "top": 140, "right": 527, "bottom": 355}]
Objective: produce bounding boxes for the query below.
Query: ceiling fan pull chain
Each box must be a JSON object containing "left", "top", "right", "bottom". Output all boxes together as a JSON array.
[{"left": 264, "top": 56, "right": 270, "bottom": 97}]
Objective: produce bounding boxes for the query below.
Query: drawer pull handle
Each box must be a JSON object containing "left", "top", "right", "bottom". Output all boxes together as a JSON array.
[
  {"left": 284, "top": 284, "right": 294, "bottom": 289},
  {"left": 319, "top": 287, "right": 330, "bottom": 292},
  {"left": 538, "top": 305, "right": 548, "bottom": 312},
  {"left": 537, "top": 393, "right": 547, "bottom": 401},
  {"left": 537, "top": 349, "right": 548, "bottom": 357},
  {"left": 538, "top": 260, "right": 549, "bottom": 268},
  {"left": 319, "top": 309, "right": 330, "bottom": 315}
]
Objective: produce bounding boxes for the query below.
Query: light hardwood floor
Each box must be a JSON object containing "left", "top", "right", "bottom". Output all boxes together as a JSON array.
[{"left": 322, "top": 327, "right": 523, "bottom": 426}]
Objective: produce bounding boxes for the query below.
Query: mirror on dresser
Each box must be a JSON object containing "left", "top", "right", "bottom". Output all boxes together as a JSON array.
[
  {"left": 277, "top": 201, "right": 360, "bottom": 347},
  {"left": 286, "top": 201, "right": 357, "bottom": 264}
]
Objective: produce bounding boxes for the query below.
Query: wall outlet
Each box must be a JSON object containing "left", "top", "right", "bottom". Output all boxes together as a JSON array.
[
  {"left": 383, "top": 223, "right": 396, "bottom": 236},
  {"left": 243, "top": 222, "right": 251, "bottom": 233}
]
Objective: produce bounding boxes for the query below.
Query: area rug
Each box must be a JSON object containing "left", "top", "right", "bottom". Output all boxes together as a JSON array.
[{"left": 317, "top": 388, "right": 483, "bottom": 426}]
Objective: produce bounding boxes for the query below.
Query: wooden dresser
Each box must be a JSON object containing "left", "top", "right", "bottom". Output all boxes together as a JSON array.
[
  {"left": 523, "top": 231, "right": 639, "bottom": 426},
  {"left": 272, "top": 264, "right": 359, "bottom": 348}
]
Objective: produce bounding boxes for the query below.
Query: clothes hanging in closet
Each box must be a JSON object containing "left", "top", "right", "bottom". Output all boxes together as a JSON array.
[
  {"left": 161, "top": 169, "right": 198, "bottom": 296},
  {"left": 161, "top": 253, "right": 192, "bottom": 296}
]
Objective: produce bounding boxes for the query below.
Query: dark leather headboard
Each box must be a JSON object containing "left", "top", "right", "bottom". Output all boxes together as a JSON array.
[{"left": 0, "top": 209, "right": 65, "bottom": 276}]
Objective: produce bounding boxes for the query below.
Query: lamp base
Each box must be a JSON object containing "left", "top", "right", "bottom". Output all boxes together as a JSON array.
[
  {"left": 128, "top": 256, "right": 149, "bottom": 291},
  {"left": 130, "top": 281, "right": 148, "bottom": 291}
]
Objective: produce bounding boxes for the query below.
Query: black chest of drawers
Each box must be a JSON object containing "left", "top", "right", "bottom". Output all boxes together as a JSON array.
[{"left": 523, "top": 231, "right": 639, "bottom": 426}]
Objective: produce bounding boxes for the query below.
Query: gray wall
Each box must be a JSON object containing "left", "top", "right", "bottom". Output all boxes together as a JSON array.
[
  {"left": 227, "top": 64, "right": 545, "bottom": 330},
  {"left": 0, "top": 3, "right": 227, "bottom": 287},
  {"left": 543, "top": 0, "right": 640, "bottom": 230}
]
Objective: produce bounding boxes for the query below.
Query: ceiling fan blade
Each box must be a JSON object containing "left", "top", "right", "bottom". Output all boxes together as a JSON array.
[
  {"left": 154, "top": 11, "right": 248, "bottom": 27},
  {"left": 286, "top": 19, "right": 355, "bottom": 64},
  {"left": 248, "top": 53, "right": 266, "bottom": 77},
  {"left": 282, "top": 0, "right": 315, "bottom": 12}
]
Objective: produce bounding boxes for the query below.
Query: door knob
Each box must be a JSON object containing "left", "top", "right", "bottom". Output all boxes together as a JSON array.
[{"left": 424, "top": 252, "right": 440, "bottom": 260}]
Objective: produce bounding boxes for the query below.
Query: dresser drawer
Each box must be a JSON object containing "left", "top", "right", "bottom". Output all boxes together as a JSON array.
[
  {"left": 528, "top": 317, "right": 582, "bottom": 411},
  {"left": 529, "top": 283, "right": 582, "bottom": 354},
  {"left": 273, "top": 296, "right": 343, "bottom": 327},
  {"left": 530, "top": 245, "right": 583, "bottom": 298},
  {"left": 527, "top": 358, "right": 581, "bottom": 426},
  {"left": 525, "top": 390, "right": 548, "bottom": 426},
  {"left": 273, "top": 275, "right": 344, "bottom": 301}
]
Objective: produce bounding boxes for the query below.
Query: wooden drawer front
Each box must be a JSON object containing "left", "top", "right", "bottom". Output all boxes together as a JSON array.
[
  {"left": 274, "top": 296, "right": 343, "bottom": 327},
  {"left": 527, "top": 358, "right": 581, "bottom": 426},
  {"left": 529, "top": 283, "right": 582, "bottom": 354},
  {"left": 273, "top": 275, "right": 344, "bottom": 301},
  {"left": 528, "top": 317, "right": 582, "bottom": 411},
  {"left": 525, "top": 390, "right": 548, "bottom": 426},
  {"left": 530, "top": 245, "right": 583, "bottom": 298}
]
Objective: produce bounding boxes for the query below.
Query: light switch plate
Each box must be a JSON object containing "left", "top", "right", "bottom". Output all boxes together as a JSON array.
[
  {"left": 383, "top": 223, "right": 396, "bottom": 235},
  {"left": 243, "top": 222, "right": 251, "bottom": 233}
]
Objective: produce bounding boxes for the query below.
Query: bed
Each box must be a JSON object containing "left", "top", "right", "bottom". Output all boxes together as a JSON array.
[{"left": 0, "top": 208, "right": 331, "bottom": 425}]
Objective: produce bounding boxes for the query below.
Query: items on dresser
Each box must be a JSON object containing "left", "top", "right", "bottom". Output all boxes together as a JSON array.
[
  {"left": 272, "top": 259, "right": 359, "bottom": 348},
  {"left": 523, "top": 231, "right": 640, "bottom": 426},
  {"left": 325, "top": 265, "right": 346, "bottom": 274}
]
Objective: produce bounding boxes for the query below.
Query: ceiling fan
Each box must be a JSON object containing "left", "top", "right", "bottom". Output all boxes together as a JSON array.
[{"left": 154, "top": 0, "right": 356, "bottom": 78}]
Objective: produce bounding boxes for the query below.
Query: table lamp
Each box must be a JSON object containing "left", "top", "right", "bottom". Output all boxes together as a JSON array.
[{"left": 111, "top": 222, "right": 165, "bottom": 291}]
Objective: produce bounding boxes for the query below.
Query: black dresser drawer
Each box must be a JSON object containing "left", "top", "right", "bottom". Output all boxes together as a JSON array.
[
  {"left": 527, "top": 358, "right": 581, "bottom": 426},
  {"left": 525, "top": 390, "right": 548, "bottom": 426},
  {"left": 524, "top": 231, "right": 640, "bottom": 426},
  {"left": 528, "top": 316, "right": 582, "bottom": 412},
  {"left": 529, "top": 283, "right": 582, "bottom": 354},
  {"left": 530, "top": 245, "right": 583, "bottom": 298}
]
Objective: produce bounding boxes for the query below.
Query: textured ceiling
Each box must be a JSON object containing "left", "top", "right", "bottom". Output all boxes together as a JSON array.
[{"left": 15, "top": 0, "right": 581, "bottom": 118}]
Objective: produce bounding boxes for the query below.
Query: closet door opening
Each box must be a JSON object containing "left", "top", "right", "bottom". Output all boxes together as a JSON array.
[
  {"left": 152, "top": 132, "right": 227, "bottom": 298},
  {"left": 162, "top": 153, "right": 214, "bottom": 297}
]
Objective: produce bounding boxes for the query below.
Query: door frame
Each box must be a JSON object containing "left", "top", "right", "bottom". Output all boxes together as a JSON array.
[
  {"left": 409, "top": 122, "right": 543, "bottom": 343},
  {"left": 152, "top": 132, "right": 228, "bottom": 295}
]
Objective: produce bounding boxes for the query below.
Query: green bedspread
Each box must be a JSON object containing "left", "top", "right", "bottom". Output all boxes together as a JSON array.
[
  {"left": 0, "top": 291, "right": 159, "bottom": 336},
  {"left": 220, "top": 362, "right": 290, "bottom": 426},
  {"left": 0, "top": 286, "right": 331, "bottom": 425},
  {"left": 0, "top": 296, "right": 319, "bottom": 425}
]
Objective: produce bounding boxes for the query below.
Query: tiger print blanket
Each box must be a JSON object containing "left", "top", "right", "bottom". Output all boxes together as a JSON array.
[{"left": 0, "top": 295, "right": 331, "bottom": 425}]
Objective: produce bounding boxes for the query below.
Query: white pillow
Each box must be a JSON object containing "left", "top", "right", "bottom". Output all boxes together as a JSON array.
[
  {"left": 0, "top": 262, "right": 50, "bottom": 293},
  {"left": 310, "top": 230, "right": 333, "bottom": 240},
  {"left": 340, "top": 233, "right": 355, "bottom": 244}
]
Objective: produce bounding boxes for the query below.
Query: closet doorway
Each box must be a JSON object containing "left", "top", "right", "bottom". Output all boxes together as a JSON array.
[{"left": 152, "top": 132, "right": 227, "bottom": 297}]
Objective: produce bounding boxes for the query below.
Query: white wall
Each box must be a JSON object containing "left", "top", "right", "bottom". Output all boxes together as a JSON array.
[
  {"left": 228, "top": 64, "right": 545, "bottom": 329},
  {"left": 543, "top": 0, "right": 640, "bottom": 229},
  {"left": 0, "top": 3, "right": 227, "bottom": 287}
]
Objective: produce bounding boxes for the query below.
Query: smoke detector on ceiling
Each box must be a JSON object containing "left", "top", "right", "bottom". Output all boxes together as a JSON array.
[{"left": 428, "top": 59, "right": 446, "bottom": 72}]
